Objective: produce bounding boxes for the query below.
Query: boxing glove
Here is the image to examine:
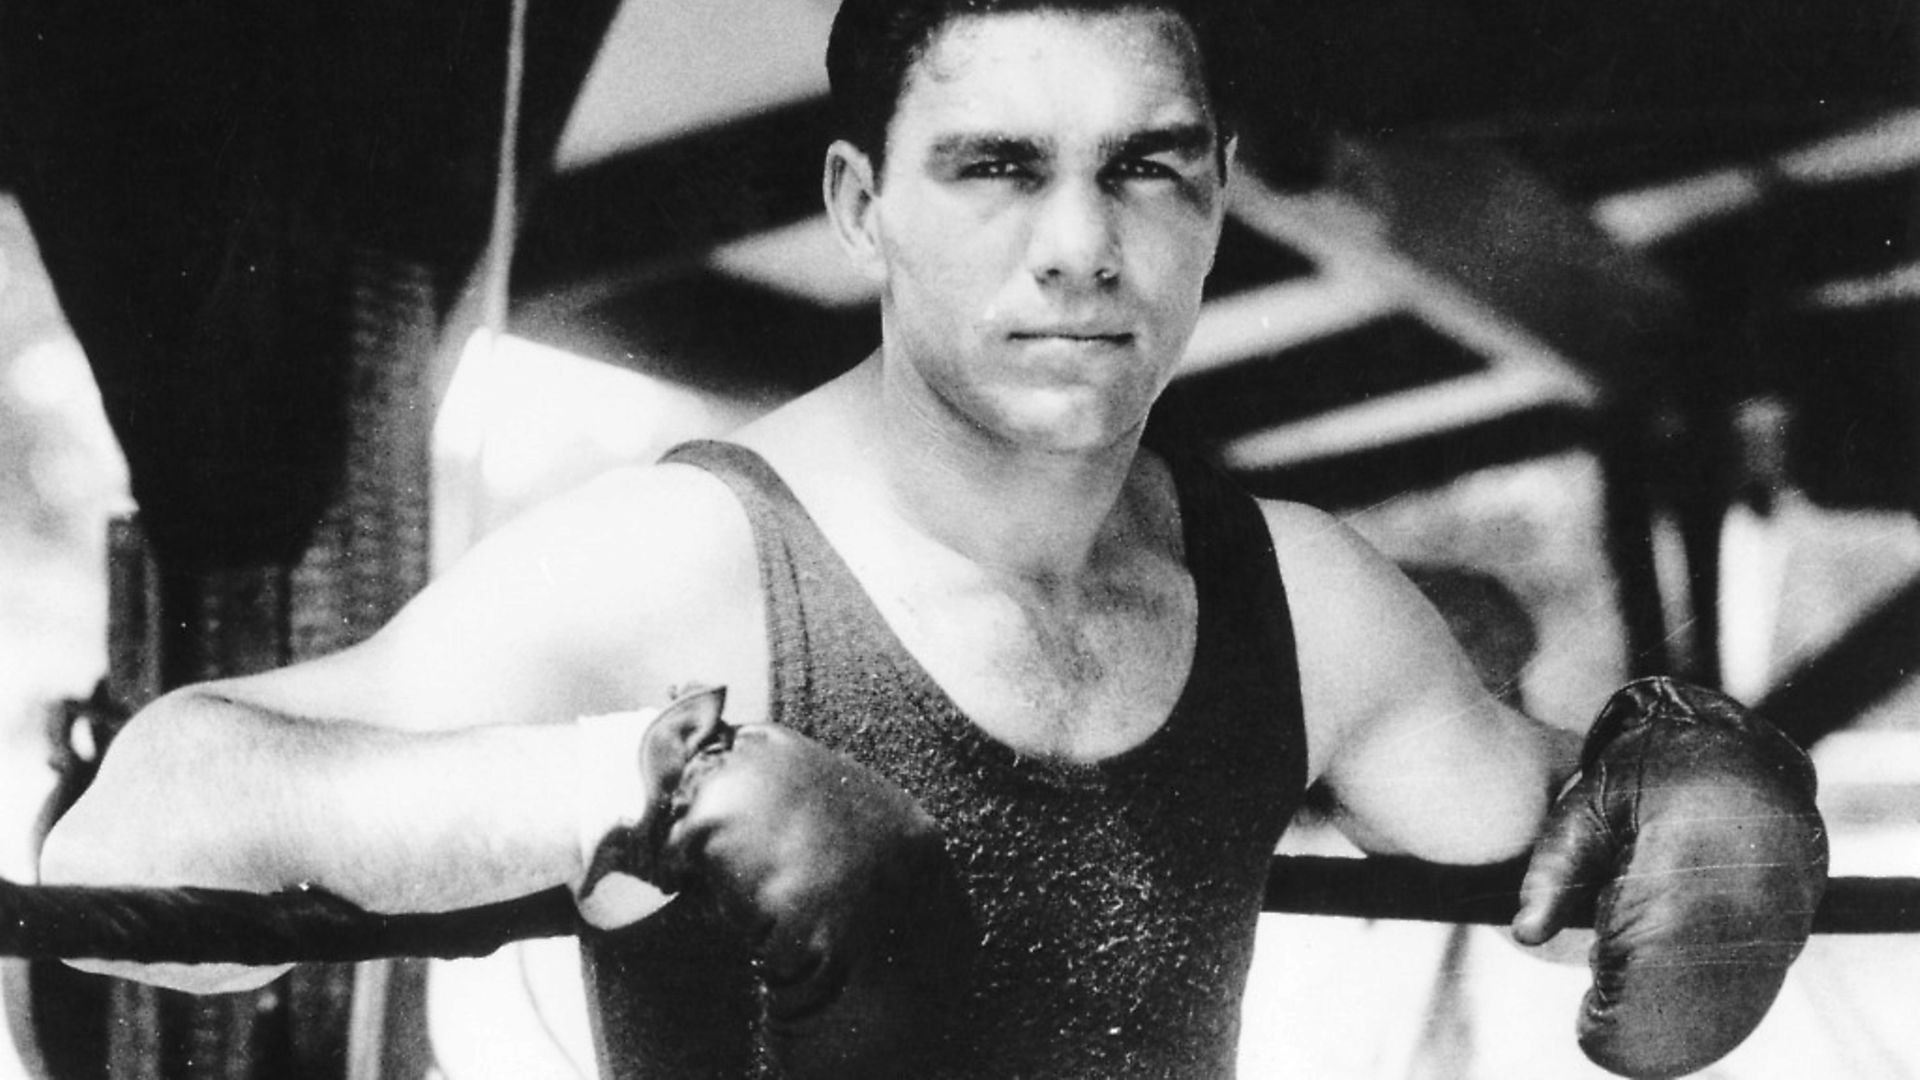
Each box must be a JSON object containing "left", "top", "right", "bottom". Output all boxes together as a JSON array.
[
  {"left": 1512, "top": 677, "right": 1828, "bottom": 1079},
  {"left": 576, "top": 686, "right": 975, "bottom": 1078}
]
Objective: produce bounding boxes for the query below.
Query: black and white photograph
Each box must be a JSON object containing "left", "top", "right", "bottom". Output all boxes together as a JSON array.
[{"left": 0, "top": 1, "right": 1915, "bottom": 1076}]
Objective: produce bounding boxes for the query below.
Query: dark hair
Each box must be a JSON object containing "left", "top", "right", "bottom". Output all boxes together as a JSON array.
[{"left": 826, "top": 0, "right": 1248, "bottom": 174}]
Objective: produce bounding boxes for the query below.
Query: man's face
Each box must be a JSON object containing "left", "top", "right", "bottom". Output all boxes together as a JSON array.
[{"left": 849, "top": 8, "right": 1228, "bottom": 453}]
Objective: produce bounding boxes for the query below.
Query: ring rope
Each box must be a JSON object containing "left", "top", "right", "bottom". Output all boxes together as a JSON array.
[
  {"left": 0, "top": 860, "right": 1910, "bottom": 965},
  {"left": 0, "top": 880, "right": 578, "bottom": 963},
  {"left": 1263, "top": 856, "right": 1920, "bottom": 935}
]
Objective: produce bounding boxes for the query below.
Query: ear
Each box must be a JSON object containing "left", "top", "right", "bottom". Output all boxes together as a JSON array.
[
  {"left": 1202, "top": 134, "right": 1237, "bottom": 275},
  {"left": 823, "top": 140, "right": 886, "bottom": 282}
]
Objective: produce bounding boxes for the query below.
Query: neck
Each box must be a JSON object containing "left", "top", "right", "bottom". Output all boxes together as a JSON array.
[{"left": 848, "top": 356, "right": 1148, "bottom": 583}]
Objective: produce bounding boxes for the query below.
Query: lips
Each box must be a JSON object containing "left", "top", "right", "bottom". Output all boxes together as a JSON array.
[
  {"left": 1008, "top": 329, "right": 1135, "bottom": 350},
  {"left": 1010, "top": 327, "right": 1132, "bottom": 342}
]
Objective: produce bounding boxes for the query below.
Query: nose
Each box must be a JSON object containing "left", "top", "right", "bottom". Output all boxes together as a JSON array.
[{"left": 1027, "top": 179, "right": 1119, "bottom": 289}]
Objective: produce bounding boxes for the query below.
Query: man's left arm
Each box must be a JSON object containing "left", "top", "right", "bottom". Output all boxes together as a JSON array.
[
  {"left": 1264, "top": 500, "right": 1577, "bottom": 863},
  {"left": 1264, "top": 500, "right": 1828, "bottom": 1080}
]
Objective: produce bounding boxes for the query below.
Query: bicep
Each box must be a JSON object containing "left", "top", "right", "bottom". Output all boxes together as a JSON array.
[
  {"left": 219, "top": 463, "right": 757, "bottom": 733},
  {"left": 1268, "top": 502, "right": 1553, "bottom": 864},
  {"left": 43, "top": 464, "right": 757, "bottom": 890}
]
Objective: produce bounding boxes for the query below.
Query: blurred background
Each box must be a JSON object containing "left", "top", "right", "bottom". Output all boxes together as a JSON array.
[{"left": 0, "top": 0, "right": 1916, "bottom": 1076}]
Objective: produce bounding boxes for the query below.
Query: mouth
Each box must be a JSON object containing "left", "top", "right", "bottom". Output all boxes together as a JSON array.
[{"left": 1008, "top": 330, "right": 1134, "bottom": 347}]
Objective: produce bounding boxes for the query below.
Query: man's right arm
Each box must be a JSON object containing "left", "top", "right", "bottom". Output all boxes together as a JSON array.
[{"left": 37, "top": 462, "right": 765, "bottom": 989}]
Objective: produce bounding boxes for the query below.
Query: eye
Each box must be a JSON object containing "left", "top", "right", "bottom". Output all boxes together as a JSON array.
[
  {"left": 957, "top": 159, "right": 1036, "bottom": 182},
  {"left": 1106, "top": 157, "right": 1178, "bottom": 183}
]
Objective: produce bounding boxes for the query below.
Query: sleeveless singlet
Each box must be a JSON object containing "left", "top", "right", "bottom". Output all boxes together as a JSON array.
[{"left": 585, "top": 440, "right": 1309, "bottom": 1079}]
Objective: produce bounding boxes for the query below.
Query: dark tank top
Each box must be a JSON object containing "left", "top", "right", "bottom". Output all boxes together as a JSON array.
[{"left": 585, "top": 439, "right": 1309, "bottom": 1079}]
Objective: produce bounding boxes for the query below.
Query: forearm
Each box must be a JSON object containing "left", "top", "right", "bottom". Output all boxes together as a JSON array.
[{"left": 39, "top": 686, "right": 587, "bottom": 915}]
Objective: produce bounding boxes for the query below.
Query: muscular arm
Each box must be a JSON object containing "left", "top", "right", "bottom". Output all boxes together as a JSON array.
[
  {"left": 1265, "top": 501, "right": 1580, "bottom": 864},
  {"left": 38, "top": 463, "right": 763, "bottom": 988},
  {"left": 44, "top": 692, "right": 588, "bottom": 909}
]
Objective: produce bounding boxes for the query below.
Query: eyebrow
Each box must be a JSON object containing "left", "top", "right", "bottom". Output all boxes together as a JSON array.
[
  {"left": 925, "top": 123, "right": 1216, "bottom": 169},
  {"left": 1103, "top": 123, "right": 1215, "bottom": 161},
  {"left": 926, "top": 133, "right": 1046, "bottom": 168}
]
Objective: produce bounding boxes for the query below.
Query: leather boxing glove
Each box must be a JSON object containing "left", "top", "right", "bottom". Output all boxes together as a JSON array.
[
  {"left": 576, "top": 686, "right": 975, "bottom": 1078},
  {"left": 1512, "top": 677, "right": 1828, "bottom": 1079}
]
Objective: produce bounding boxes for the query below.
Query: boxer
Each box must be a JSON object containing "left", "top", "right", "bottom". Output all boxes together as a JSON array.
[{"left": 41, "top": 2, "right": 1826, "bottom": 1077}]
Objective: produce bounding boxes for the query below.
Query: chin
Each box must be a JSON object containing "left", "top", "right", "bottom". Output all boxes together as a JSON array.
[{"left": 992, "top": 401, "right": 1145, "bottom": 456}]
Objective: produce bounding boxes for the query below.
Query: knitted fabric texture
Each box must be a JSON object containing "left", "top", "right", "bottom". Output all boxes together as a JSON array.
[{"left": 586, "top": 439, "right": 1308, "bottom": 1079}]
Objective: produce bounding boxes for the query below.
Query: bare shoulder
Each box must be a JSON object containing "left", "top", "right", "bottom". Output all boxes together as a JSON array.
[
  {"left": 1255, "top": 498, "right": 1484, "bottom": 782},
  {"left": 1258, "top": 500, "right": 1376, "bottom": 575},
  {"left": 211, "top": 458, "right": 769, "bottom": 731},
  {"left": 410, "top": 457, "right": 766, "bottom": 706},
  {"left": 503, "top": 456, "right": 757, "bottom": 580},
  {"left": 1258, "top": 499, "right": 1424, "bottom": 628},
  {"left": 423, "top": 457, "right": 756, "bottom": 624}
]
